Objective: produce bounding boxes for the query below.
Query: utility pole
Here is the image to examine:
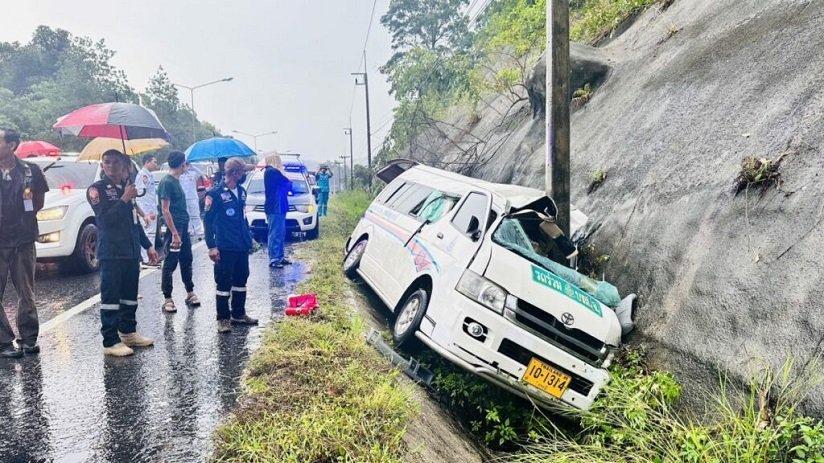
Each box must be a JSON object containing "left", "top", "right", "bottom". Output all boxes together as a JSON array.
[
  {"left": 339, "top": 154, "right": 350, "bottom": 191},
  {"left": 352, "top": 64, "right": 372, "bottom": 185},
  {"left": 547, "top": 0, "right": 571, "bottom": 236},
  {"left": 343, "top": 127, "right": 354, "bottom": 189},
  {"left": 333, "top": 161, "right": 342, "bottom": 193}
]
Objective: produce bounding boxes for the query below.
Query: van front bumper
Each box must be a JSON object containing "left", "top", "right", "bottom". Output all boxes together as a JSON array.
[{"left": 422, "top": 296, "right": 610, "bottom": 410}]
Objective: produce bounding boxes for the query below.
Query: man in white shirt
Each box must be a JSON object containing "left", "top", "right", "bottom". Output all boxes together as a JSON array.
[
  {"left": 135, "top": 154, "right": 159, "bottom": 265},
  {"left": 179, "top": 161, "right": 206, "bottom": 240}
]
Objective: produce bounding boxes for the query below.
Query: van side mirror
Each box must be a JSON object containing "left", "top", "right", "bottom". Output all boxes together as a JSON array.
[{"left": 467, "top": 216, "right": 481, "bottom": 241}]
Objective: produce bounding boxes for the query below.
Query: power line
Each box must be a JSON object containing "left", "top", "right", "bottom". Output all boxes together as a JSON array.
[{"left": 347, "top": 0, "right": 380, "bottom": 131}]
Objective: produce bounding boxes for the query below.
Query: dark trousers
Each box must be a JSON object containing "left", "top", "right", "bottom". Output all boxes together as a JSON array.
[
  {"left": 0, "top": 242, "right": 38, "bottom": 345},
  {"left": 161, "top": 229, "right": 193, "bottom": 298},
  {"left": 99, "top": 259, "right": 140, "bottom": 347},
  {"left": 214, "top": 250, "right": 249, "bottom": 320}
]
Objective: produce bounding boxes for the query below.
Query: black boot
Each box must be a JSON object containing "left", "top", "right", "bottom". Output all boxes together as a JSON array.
[{"left": 0, "top": 343, "right": 22, "bottom": 359}]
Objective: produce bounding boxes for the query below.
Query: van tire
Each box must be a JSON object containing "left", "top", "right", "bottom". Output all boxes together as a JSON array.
[
  {"left": 343, "top": 237, "right": 367, "bottom": 278},
  {"left": 71, "top": 223, "right": 99, "bottom": 273},
  {"left": 306, "top": 221, "right": 320, "bottom": 240},
  {"left": 392, "top": 289, "right": 428, "bottom": 347}
]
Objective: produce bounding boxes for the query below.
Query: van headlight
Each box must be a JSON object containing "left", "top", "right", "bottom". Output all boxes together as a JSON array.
[
  {"left": 457, "top": 269, "right": 508, "bottom": 314},
  {"left": 294, "top": 204, "right": 315, "bottom": 213},
  {"left": 36, "top": 206, "right": 68, "bottom": 221}
]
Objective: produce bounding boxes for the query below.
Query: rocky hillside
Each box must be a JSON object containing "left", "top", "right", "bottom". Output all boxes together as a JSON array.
[{"left": 405, "top": 0, "right": 824, "bottom": 414}]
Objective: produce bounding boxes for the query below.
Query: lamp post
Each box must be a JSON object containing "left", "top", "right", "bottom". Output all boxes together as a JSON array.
[
  {"left": 173, "top": 77, "right": 234, "bottom": 143},
  {"left": 351, "top": 71, "right": 372, "bottom": 186},
  {"left": 343, "top": 128, "right": 354, "bottom": 190},
  {"left": 231, "top": 130, "right": 278, "bottom": 153},
  {"left": 339, "top": 154, "right": 350, "bottom": 191}
]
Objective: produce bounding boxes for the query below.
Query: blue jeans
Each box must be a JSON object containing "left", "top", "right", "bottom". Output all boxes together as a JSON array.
[
  {"left": 267, "top": 213, "right": 286, "bottom": 264},
  {"left": 317, "top": 191, "right": 329, "bottom": 216}
]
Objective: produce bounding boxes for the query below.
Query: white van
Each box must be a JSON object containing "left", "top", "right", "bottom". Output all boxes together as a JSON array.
[{"left": 343, "top": 160, "right": 634, "bottom": 410}]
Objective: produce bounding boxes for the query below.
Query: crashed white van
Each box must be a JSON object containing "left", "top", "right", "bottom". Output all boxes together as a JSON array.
[{"left": 343, "top": 160, "right": 634, "bottom": 410}]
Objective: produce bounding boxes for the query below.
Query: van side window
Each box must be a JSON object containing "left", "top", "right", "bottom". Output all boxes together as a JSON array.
[
  {"left": 375, "top": 179, "right": 405, "bottom": 204},
  {"left": 393, "top": 184, "right": 435, "bottom": 216},
  {"left": 451, "top": 192, "right": 489, "bottom": 235},
  {"left": 384, "top": 183, "right": 413, "bottom": 209},
  {"left": 412, "top": 191, "right": 460, "bottom": 222}
]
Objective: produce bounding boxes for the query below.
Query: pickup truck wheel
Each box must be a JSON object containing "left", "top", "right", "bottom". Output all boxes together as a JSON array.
[
  {"left": 342, "top": 237, "right": 367, "bottom": 278},
  {"left": 72, "top": 223, "right": 99, "bottom": 273},
  {"left": 392, "top": 289, "right": 428, "bottom": 347},
  {"left": 306, "top": 221, "right": 320, "bottom": 240}
]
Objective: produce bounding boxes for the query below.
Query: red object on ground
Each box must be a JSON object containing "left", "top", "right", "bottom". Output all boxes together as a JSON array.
[
  {"left": 16, "top": 141, "right": 61, "bottom": 158},
  {"left": 285, "top": 293, "right": 318, "bottom": 316}
]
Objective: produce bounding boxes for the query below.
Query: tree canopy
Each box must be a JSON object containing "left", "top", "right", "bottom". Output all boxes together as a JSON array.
[{"left": 0, "top": 26, "right": 217, "bottom": 153}]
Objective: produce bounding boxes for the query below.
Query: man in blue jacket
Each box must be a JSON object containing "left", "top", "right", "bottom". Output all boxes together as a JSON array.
[
  {"left": 204, "top": 157, "right": 258, "bottom": 333},
  {"left": 87, "top": 150, "right": 159, "bottom": 356},
  {"left": 263, "top": 153, "right": 291, "bottom": 268}
]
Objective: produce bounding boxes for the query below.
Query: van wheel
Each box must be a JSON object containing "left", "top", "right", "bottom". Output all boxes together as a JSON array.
[
  {"left": 71, "top": 223, "right": 99, "bottom": 273},
  {"left": 392, "top": 289, "right": 428, "bottom": 347},
  {"left": 343, "top": 238, "right": 367, "bottom": 278}
]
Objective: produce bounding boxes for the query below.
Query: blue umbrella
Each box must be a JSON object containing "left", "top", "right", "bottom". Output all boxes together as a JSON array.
[{"left": 184, "top": 137, "right": 255, "bottom": 162}]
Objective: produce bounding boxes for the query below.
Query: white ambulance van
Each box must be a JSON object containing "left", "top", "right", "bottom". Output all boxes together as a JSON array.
[{"left": 343, "top": 160, "right": 634, "bottom": 410}]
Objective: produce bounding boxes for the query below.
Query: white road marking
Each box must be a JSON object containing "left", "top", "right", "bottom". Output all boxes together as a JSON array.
[{"left": 40, "top": 240, "right": 208, "bottom": 334}]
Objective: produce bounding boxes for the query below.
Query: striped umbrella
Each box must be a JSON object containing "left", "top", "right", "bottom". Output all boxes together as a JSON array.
[{"left": 54, "top": 102, "right": 170, "bottom": 141}]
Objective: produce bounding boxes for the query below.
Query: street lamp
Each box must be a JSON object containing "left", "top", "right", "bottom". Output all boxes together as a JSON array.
[
  {"left": 173, "top": 77, "right": 234, "bottom": 143},
  {"left": 351, "top": 71, "right": 372, "bottom": 186},
  {"left": 231, "top": 130, "right": 278, "bottom": 153}
]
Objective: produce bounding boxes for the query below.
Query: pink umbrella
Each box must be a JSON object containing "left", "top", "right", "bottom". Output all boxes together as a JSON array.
[{"left": 16, "top": 141, "right": 61, "bottom": 158}]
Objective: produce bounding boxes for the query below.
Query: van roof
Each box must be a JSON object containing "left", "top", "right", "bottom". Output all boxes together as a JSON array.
[{"left": 399, "top": 164, "right": 545, "bottom": 210}]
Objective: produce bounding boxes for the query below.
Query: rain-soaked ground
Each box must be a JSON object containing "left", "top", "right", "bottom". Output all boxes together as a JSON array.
[{"left": 0, "top": 241, "right": 308, "bottom": 462}]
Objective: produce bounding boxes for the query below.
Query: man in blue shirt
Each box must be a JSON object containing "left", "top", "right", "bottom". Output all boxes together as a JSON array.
[
  {"left": 263, "top": 153, "right": 291, "bottom": 268},
  {"left": 314, "top": 165, "right": 333, "bottom": 217}
]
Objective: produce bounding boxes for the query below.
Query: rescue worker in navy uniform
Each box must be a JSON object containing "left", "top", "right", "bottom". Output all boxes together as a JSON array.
[
  {"left": 87, "top": 150, "right": 159, "bottom": 357},
  {"left": 203, "top": 157, "right": 258, "bottom": 332},
  {"left": 0, "top": 127, "right": 49, "bottom": 358}
]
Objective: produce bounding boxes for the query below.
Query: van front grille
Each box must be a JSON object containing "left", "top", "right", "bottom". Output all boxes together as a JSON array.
[
  {"left": 509, "top": 299, "right": 607, "bottom": 365},
  {"left": 498, "top": 339, "right": 593, "bottom": 397}
]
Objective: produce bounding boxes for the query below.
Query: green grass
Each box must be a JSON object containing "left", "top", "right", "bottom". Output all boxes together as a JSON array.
[
  {"left": 509, "top": 349, "right": 824, "bottom": 463},
  {"left": 212, "top": 190, "right": 419, "bottom": 463},
  {"left": 571, "top": 0, "right": 660, "bottom": 43}
]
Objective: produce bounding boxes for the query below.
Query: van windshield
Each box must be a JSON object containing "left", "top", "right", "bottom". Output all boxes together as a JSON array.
[{"left": 491, "top": 213, "right": 620, "bottom": 307}]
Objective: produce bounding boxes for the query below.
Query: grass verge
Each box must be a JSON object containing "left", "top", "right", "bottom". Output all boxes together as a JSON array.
[
  {"left": 212, "top": 191, "right": 419, "bottom": 463},
  {"left": 571, "top": 0, "right": 660, "bottom": 43}
]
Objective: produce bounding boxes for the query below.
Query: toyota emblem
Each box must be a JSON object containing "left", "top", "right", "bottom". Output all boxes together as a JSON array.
[{"left": 561, "top": 312, "right": 575, "bottom": 326}]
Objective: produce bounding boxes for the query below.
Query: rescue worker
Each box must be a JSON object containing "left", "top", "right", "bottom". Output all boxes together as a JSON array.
[
  {"left": 87, "top": 150, "right": 159, "bottom": 357},
  {"left": 203, "top": 157, "right": 258, "bottom": 332},
  {"left": 0, "top": 127, "right": 48, "bottom": 358},
  {"left": 314, "top": 165, "right": 333, "bottom": 216},
  {"left": 134, "top": 153, "right": 159, "bottom": 266}
]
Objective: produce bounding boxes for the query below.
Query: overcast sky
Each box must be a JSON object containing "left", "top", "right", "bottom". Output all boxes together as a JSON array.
[{"left": 2, "top": 0, "right": 400, "bottom": 166}]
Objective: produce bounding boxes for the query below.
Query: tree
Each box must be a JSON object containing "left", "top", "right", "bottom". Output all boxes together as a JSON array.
[{"left": 381, "top": 0, "right": 473, "bottom": 67}]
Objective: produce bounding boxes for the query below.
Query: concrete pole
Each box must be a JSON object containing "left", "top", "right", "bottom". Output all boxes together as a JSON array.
[
  {"left": 547, "top": 0, "right": 571, "bottom": 236},
  {"left": 344, "top": 128, "right": 354, "bottom": 190},
  {"left": 339, "top": 155, "right": 350, "bottom": 191}
]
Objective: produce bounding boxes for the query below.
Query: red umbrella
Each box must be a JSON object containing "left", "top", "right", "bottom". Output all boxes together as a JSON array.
[
  {"left": 53, "top": 102, "right": 170, "bottom": 141},
  {"left": 16, "top": 141, "right": 61, "bottom": 158}
]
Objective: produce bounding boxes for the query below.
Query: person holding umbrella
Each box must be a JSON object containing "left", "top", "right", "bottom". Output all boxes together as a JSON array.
[
  {"left": 87, "top": 150, "right": 159, "bottom": 356},
  {"left": 204, "top": 157, "right": 258, "bottom": 332}
]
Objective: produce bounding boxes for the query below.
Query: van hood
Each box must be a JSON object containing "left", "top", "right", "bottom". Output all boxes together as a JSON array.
[
  {"left": 44, "top": 189, "right": 87, "bottom": 208},
  {"left": 485, "top": 243, "right": 622, "bottom": 346}
]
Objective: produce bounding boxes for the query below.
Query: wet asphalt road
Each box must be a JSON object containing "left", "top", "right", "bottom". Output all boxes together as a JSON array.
[{"left": 1, "top": 241, "right": 308, "bottom": 462}]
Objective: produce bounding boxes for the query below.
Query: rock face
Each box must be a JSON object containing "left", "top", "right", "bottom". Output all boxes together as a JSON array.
[{"left": 404, "top": 0, "right": 824, "bottom": 414}]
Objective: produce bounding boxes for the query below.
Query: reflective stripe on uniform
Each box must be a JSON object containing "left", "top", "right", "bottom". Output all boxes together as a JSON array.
[
  {"left": 216, "top": 291, "right": 231, "bottom": 297},
  {"left": 120, "top": 299, "right": 138, "bottom": 306},
  {"left": 101, "top": 304, "right": 120, "bottom": 311},
  {"left": 231, "top": 286, "right": 246, "bottom": 292}
]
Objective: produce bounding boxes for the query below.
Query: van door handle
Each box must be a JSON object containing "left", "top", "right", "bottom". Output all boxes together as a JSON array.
[{"left": 436, "top": 232, "right": 444, "bottom": 239}]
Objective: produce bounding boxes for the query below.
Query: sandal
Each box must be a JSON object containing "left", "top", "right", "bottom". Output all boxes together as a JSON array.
[
  {"left": 185, "top": 294, "right": 201, "bottom": 307},
  {"left": 162, "top": 300, "right": 177, "bottom": 313}
]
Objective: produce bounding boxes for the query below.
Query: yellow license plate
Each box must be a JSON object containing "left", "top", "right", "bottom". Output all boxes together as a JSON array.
[{"left": 522, "top": 358, "right": 571, "bottom": 399}]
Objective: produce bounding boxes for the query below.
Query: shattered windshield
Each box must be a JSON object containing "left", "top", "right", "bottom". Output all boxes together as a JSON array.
[{"left": 492, "top": 213, "right": 621, "bottom": 308}]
